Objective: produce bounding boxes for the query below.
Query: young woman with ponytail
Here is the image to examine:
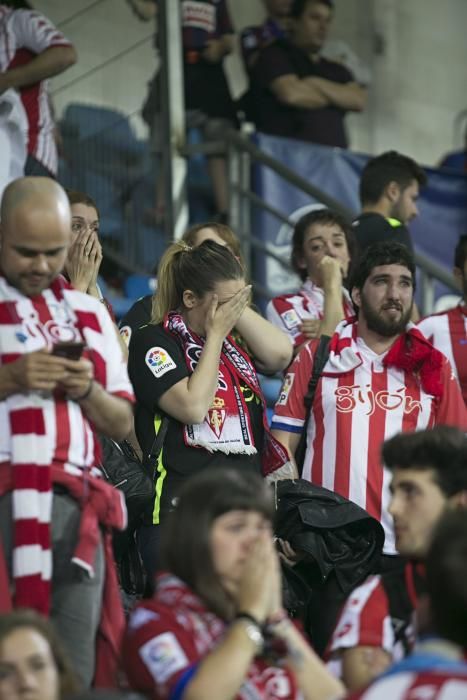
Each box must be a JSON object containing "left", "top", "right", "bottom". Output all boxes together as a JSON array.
[{"left": 128, "top": 240, "right": 293, "bottom": 576}]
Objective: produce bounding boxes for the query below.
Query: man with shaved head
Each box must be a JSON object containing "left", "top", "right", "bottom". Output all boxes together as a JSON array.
[{"left": 0, "top": 177, "right": 134, "bottom": 686}]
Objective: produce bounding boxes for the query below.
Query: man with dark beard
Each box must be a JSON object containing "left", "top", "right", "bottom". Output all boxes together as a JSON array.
[{"left": 271, "top": 242, "right": 467, "bottom": 560}]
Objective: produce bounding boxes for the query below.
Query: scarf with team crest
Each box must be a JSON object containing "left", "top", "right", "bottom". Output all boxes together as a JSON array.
[{"left": 164, "top": 312, "right": 291, "bottom": 476}]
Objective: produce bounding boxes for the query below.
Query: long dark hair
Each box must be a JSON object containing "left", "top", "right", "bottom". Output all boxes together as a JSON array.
[
  {"left": 151, "top": 240, "right": 245, "bottom": 323},
  {"left": 160, "top": 468, "right": 274, "bottom": 620}
]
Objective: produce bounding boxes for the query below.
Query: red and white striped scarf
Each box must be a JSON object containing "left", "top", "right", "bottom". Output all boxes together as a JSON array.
[{"left": 0, "top": 275, "right": 99, "bottom": 613}]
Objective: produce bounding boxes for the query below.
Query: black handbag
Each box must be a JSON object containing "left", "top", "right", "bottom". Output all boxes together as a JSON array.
[{"left": 99, "top": 436, "right": 155, "bottom": 529}]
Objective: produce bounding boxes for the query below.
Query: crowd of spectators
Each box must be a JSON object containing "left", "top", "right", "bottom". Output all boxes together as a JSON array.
[{"left": 1, "top": 2, "right": 467, "bottom": 700}]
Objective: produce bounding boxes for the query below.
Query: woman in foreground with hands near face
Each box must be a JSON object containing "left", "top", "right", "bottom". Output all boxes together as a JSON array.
[{"left": 123, "top": 468, "right": 344, "bottom": 700}]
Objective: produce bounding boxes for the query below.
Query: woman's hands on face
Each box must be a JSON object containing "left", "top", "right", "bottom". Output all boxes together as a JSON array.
[
  {"left": 205, "top": 285, "right": 251, "bottom": 341},
  {"left": 66, "top": 229, "right": 102, "bottom": 294},
  {"left": 235, "top": 533, "right": 283, "bottom": 623}
]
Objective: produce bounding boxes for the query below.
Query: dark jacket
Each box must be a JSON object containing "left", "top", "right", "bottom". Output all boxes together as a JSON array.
[{"left": 274, "top": 479, "right": 385, "bottom": 655}]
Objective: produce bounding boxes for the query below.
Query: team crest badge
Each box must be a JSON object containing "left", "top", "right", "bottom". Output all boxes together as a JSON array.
[{"left": 207, "top": 396, "right": 226, "bottom": 438}]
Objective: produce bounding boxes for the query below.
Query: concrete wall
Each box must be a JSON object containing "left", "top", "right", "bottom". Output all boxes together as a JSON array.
[{"left": 35, "top": 0, "right": 467, "bottom": 165}]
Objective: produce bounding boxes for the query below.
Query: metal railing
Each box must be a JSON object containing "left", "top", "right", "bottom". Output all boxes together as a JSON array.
[{"left": 226, "top": 129, "right": 458, "bottom": 315}]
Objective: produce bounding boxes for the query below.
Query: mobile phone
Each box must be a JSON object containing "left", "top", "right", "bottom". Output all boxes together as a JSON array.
[{"left": 52, "top": 341, "right": 85, "bottom": 360}]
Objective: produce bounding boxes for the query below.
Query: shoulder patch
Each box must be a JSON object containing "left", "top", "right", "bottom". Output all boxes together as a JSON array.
[
  {"left": 119, "top": 325, "right": 132, "bottom": 346},
  {"left": 277, "top": 373, "right": 295, "bottom": 406},
  {"left": 139, "top": 631, "right": 188, "bottom": 684},
  {"left": 145, "top": 346, "right": 176, "bottom": 378},
  {"left": 281, "top": 309, "right": 301, "bottom": 330}
]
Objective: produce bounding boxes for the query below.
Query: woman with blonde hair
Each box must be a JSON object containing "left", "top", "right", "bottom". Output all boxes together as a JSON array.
[
  {"left": 119, "top": 221, "right": 245, "bottom": 346},
  {"left": 128, "top": 240, "right": 293, "bottom": 576}
]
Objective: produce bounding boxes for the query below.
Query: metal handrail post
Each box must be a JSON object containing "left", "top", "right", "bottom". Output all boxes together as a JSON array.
[
  {"left": 228, "top": 141, "right": 242, "bottom": 240},
  {"left": 159, "top": 0, "right": 188, "bottom": 241},
  {"left": 239, "top": 147, "right": 252, "bottom": 274},
  {"left": 419, "top": 269, "right": 435, "bottom": 317}
]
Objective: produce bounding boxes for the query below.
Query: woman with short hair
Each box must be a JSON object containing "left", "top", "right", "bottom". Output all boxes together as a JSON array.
[{"left": 124, "top": 468, "right": 344, "bottom": 700}]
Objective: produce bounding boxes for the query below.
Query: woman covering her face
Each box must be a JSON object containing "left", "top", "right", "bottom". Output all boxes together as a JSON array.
[
  {"left": 123, "top": 468, "right": 344, "bottom": 700},
  {"left": 127, "top": 240, "right": 294, "bottom": 577}
]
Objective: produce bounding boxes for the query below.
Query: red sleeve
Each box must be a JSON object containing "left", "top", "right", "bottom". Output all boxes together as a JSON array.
[
  {"left": 123, "top": 604, "right": 200, "bottom": 699},
  {"left": 435, "top": 357, "right": 467, "bottom": 428},
  {"left": 271, "top": 341, "right": 316, "bottom": 432},
  {"left": 266, "top": 296, "right": 308, "bottom": 348}
]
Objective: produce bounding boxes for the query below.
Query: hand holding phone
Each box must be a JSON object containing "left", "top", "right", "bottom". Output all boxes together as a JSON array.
[{"left": 52, "top": 341, "right": 86, "bottom": 361}]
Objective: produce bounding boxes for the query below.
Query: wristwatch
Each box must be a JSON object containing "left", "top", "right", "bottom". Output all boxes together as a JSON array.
[{"left": 234, "top": 614, "right": 264, "bottom": 652}]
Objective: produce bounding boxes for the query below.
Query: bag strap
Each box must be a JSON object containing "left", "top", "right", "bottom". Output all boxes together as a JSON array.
[
  {"left": 304, "top": 334, "right": 331, "bottom": 410},
  {"left": 295, "top": 334, "right": 331, "bottom": 475},
  {"left": 145, "top": 415, "right": 170, "bottom": 478}
]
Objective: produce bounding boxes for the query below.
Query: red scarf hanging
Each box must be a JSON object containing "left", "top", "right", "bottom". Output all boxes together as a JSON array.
[{"left": 383, "top": 327, "right": 444, "bottom": 398}]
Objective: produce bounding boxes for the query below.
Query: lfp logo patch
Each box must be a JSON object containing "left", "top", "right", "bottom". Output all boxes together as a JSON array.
[{"left": 145, "top": 346, "right": 176, "bottom": 378}]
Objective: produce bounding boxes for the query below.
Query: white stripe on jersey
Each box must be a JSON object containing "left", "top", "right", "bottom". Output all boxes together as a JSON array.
[
  {"left": 306, "top": 362, "right": 435, "bottom": 553},
  {"left": 329, "top": 575, "right": 395, "bottom": 654},
  {"left": 418, "top": 310, "right": 467, "bottom": 388},
  {"left": 418, "top": 314, "right": 455, "bottom": 375},
  {"left": 356, "top": 674, "right": 416, "bottom": 700},
  {"left": 356, "top": 673, "right": 467, "bottom": 700}
]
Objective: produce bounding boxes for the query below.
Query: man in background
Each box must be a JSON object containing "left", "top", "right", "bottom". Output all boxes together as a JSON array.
[
  {"left": 347, "top": 508, "right": 467, "bottom": 699},
  {"left": 353, "top": 150, "right": 427, "bottom": 256},
  {"left": 0, "top": 3, "right": 77, "bottom": 176},
  {"left": 250, "top": 0, "right": 367, "bottom": 147},
  {"left": 328, "top": 426, "right": 467, "bottom": 692},
  {"left": 240, "top": 0, "right": 292, "bottom": 75}
]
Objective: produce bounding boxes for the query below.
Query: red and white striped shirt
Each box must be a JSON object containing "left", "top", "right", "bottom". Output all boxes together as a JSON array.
[
  {"left": 417, "top": 304, "right": 467, "bottom": 405},
  {"left": 347, "top": 670, "right": 467, "bottom": 699},
  {"left": 328, "top": 575, "right": 403, "bottom": 661},
  {"left": 0, "top": 6, "right": 73, "bottom": 174},
  {"left": 0, "top": 276, "right": 134, "bottom": 471},
  {"left": 272, "top": 320, "right": 467, "bottom": 553},
  {"left": 266, "top": 279, "right": 354, "bottom": 348}
]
